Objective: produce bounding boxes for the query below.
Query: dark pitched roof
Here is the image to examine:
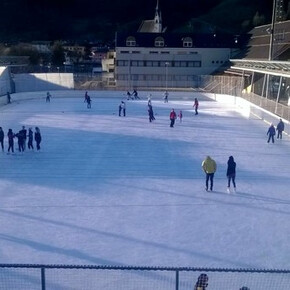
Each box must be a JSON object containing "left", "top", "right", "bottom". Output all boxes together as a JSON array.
[{"left": 238, "top": 20, "right": 290, "bottom": 61}]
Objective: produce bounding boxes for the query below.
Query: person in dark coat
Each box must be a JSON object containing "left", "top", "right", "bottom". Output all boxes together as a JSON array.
[
  {"left": 34, "top": 127, "right": 42, "bottom": 151},
  {"left": 27, "top": 128, "right": 34, "bottom": 150},
  {"left": 276, "top": 118, "right": 284, "bottom": 139},
  {"left": 227, "top": 156, "right": 236, "bottom": 193},
  {"left": 7, "top": 129, "right": 15, "bottom": 153},
  {"left": 20, "top": 126, "right": 27, "bottom": 150},
  {"left": 194, "top": 273, "right": 208, "bottom": 290},
  {"left": 86, "top": 96, "right": 92, "bottom": 108},
  {"left": 163, "top": 91, "right": 169, "bottom": 103},
  {"left": 193, "top": 98, "right": 199, "bottom": 115},
  {"left": 267, "top": 124, "right": 275, "bottom": 143},
  {"left": 46, "top": 92, "right": 51, "bottom": 102},
  {"left": 169, "top": 109, "right": 176, "bottom": 127},
  {"left": 132, "top": 90, "right": 140, "bottom": 100},
  {"left": 0, "top": 127, "right": 4, "bottom": 152},
  {"left": 148, "top": 104, "right": 155, "bottom": 122},
  {"left": 15, "top": 130, "right": 25, "bottom": 152}
]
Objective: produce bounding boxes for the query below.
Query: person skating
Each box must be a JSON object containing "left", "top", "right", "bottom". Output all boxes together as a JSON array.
[
  {"left": 267, "top": 123, "right": 275, "bottom": 143},
  {"left": 7, "top": 129, "right": 15, "bottom": 153},
  {"left": 27, "top": 128, "right": 34, "bottom": 150},
  {"left": 163, "top": 91, "right": 169, "bottom": 103},
  {"left": 46, "top": 92, "right": 51, "bottom": 102},
  {"left": 169, "top": 109, "right": 176, "bottom": 127},
  {"left": 126, "top": 91, "right": 133, "bottom": 100},
  {"left": 193, "top": 98, "right": 199, "bottom": 115},
  {"left": 148, "top": 104, "right": 155, "bottom": 122},
  {"left": 132, "top": 90, "right": 140, "bottom": 100},
  {"left": 0, "top": 127, "right": 4, "bottom": 152},
  {"left": 178, "top": 110, "right": 183, "bottom": 122},
  {"left": 276, "top": 118, "right": 284, "bottom": 139},
  {"left": 118, "top": 102, "right": 122, "bottom": 116},
  {"left": 226, "top": 156, "right": 236, "bottom": 193},
  {"left": 202, "top": 156, "right": 217, "bottom": 191},
  {"left": 35, "top": 127, "right": 42, "bottom": 151},
  {"left": 20, "top": 126, "right": 27, "bottom": 150},
  {"left": 86, "top": 95, "right": 92, "bottom": 109},
  {"left": 15, "top": 130, "right": 25, "bottom": 152},
  {"left": 121, "top": 101, "right": 126, "bottom": 116}
]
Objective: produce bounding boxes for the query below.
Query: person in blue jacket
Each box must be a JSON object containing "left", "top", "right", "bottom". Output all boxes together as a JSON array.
[{"left": 267, "top": 124, "right": 275, "bottom": 143}]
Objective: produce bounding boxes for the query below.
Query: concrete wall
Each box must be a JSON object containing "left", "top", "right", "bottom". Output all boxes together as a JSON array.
[
  {"left": 13, "top": 73, "right": 74, "bottom": 92},
  {"left": 0, "top": 66, "right": 12, "bottom": 96}
]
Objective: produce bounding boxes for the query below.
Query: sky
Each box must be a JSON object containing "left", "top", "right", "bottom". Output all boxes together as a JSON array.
[{"left": 0, "top": 90, "right": 290, "bottom": 289}]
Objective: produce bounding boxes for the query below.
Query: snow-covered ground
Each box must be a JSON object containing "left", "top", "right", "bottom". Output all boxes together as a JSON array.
[{"left": 0, "top": 90, "right": 290, "bottom": 270}]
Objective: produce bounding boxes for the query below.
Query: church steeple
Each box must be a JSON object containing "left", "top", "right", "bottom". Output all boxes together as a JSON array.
[
  {"left": 153, "top": 0, "right": 162, "bottom": 33},
  {"left": 138, "top": 0, "right": 165, "bottom": 33}
]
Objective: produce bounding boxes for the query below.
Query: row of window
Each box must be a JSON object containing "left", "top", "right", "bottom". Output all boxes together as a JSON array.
[
  {"left": 120, "top": 51, "right": 198, "bottom": 55},
  {"left": 116, "top": 60, "right": 201, "bottom": 68},
  {"left": 126, "top": 36, "right": 194, "bottom": 48},
  {"left": 116, "top": 74, "right": 197, "bottom": 81}
]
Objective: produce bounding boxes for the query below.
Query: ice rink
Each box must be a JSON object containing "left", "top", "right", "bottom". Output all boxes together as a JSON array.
[{"left": 0, "top": 90, "right": 290, "bottom": 270}]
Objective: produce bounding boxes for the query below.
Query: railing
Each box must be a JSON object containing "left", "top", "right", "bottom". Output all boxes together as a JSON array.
[{"left": 0, "top": 264, "right": 290, "bottom": 290}]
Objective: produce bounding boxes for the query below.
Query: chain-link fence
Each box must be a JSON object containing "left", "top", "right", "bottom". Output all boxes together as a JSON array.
[{"left": 0, "top": 264, "right": 290, "bottom": 290}]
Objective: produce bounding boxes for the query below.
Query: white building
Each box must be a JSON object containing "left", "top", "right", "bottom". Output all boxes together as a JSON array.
[{"left": 115, "top": 32, "right": 244, "bottom": 89}]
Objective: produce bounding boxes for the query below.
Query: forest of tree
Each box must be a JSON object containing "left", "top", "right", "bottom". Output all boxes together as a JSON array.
[{"left": 0, "top": 0, "right": 285, "bottom": 43}]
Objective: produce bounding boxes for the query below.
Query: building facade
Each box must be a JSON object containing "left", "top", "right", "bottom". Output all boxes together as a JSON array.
[{"left": 115, "top": 32, "right": 245, "bottom": 89}]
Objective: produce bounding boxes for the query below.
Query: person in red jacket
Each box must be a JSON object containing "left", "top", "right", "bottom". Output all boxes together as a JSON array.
[
  {"left": 169, "top": 109, "right": 177, "bottom": 127},
  {"left": 193, "top": 98, "right": 199, "bottom": 115}
]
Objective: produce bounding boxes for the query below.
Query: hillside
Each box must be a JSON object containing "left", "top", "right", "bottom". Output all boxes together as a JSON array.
[{"left": 0, "top": 0, "right": 276, "bottom": 42}]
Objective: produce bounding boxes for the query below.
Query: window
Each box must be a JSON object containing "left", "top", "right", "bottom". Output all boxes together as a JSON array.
[
  {"left": 116, "top": 60, "right": 129, "bottom": 66},
  {"left": 131, "top": 61, "right": 144, "bottom": 67},
  {"left": 188, "top": 61, "right": 201, "bottom": 67},
  {"left": 183, "top": 37, "right": 193, "bottom": 48},
  {"left": 154, "top": 37, "right": 165, "bottom": 47},
  {"left": 160, "top": 61, "right": 170, "bottom": 67},
  {"left": 126, "top": 36, "right": 136, "bottom": 47}
]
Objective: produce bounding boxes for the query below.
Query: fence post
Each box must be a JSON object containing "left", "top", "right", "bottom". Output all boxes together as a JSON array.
[
  {"left": 175, "top": 270, "right": 179, "bottom": 290},
  {"left": 41, "top": 267, "right": 46, "bottom": 290}
]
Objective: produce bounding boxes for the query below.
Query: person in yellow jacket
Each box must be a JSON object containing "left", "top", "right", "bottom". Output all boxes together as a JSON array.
[{"left": 202, "top": 156, "right": 217, "bottom": 191}]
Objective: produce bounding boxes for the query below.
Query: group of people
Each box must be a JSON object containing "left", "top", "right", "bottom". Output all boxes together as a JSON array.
[
  {"left": 126, "top": 90, "right": 140, "bottom": 100},
  {"left": 0, "top": 126, "right": 42, "bottom": 154},
  {"left": 267, "top": 118, "right": 285, "bottom": 143},
  {"left": 201, "top": 155, "right": 236, "bottom": 193}
]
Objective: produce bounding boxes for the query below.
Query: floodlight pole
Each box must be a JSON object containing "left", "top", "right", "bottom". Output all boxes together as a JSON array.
[
  {"left": 269, "top": 0, "right": 277, "bottom": 61},
  {"left": 165, "top": 62, "right": 169, "bottom": 92}
]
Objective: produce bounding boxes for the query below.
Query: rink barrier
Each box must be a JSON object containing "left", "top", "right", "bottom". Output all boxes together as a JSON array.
[{"left": 0, "top": 264, "right": 290, "bottom": 290}]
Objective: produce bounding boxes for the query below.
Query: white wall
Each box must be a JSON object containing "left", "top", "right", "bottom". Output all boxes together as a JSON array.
[
  {"left": 13, "top": 73, "right": 74, "bottom": 92},
  {"left": 0, "top": 66, "right": 12, "bottom": 96}
]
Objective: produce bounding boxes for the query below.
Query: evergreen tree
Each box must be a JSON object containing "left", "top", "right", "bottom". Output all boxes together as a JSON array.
[{"left": 51, "top": 41, "right": 65, "bottom": 67}]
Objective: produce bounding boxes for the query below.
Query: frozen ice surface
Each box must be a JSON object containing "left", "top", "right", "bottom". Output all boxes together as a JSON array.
[{"left": 0, "top": 90, "right": 290, "bottom": 269}]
